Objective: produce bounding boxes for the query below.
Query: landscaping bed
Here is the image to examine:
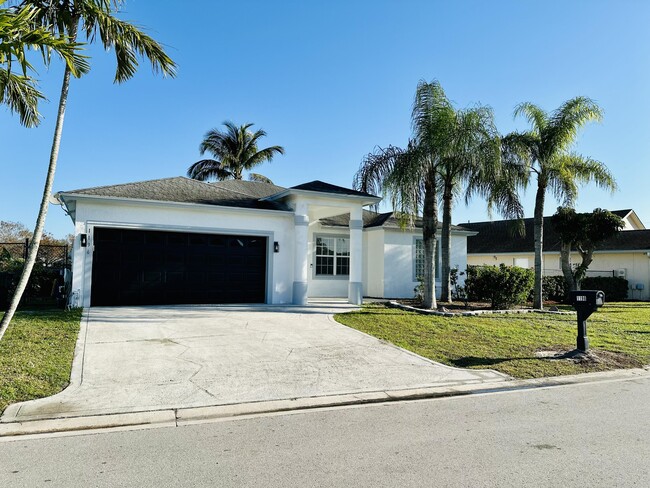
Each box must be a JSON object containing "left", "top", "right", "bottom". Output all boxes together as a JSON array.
[
  {"left": 335, "top": 302, "right": 650, "bottom": 379},
  {"left": 0, "top": 308, "right": 82, "bottom": 414}
]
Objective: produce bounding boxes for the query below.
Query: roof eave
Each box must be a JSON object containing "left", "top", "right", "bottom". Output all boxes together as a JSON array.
[{"left": 56, "top": 192, "right": 295, "bottom": 216}]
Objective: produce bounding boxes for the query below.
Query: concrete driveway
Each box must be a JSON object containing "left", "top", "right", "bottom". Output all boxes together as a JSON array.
[{"left": 2, "top": 302, "right": 508, "bottom": 422}]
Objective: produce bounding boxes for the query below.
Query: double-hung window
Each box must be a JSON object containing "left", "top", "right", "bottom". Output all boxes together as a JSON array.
[
  {"left": 414, "top": 238, "right": 440, "bottom": 281},
  {"left": 315, "top": 236, "right": 350, "bottom": 276}
]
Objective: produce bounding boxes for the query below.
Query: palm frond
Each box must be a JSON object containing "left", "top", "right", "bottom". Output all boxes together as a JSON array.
[
  {"left": 547, "top": 152, "right": 617, "bottom": 205},
  {"left": 544, "top": 96, "right": 603, "bottom": 154},
  {"left": 513, "top": 102, "right": 548, "bottom": 133},
  {"left": 248, "top": 173, "right": 273, "bottom": 184},
  {"left": 0, "top": 67, "right": 43, "bottom": 127},
  {"left": 186, "top": 158, "right": 233, "bottom": 181},
  {"left": 77, "top": 1, "right": 177, "bottom": 82}
]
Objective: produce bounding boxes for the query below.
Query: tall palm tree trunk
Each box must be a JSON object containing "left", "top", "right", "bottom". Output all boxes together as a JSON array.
[
  {"left": 532, "top": 179, "right": 546, "bottom": 310},
  {"left": 440, "top": 182, "right": 453, "bottom": 303},
  {"left": 0, "top": 21, "right": 78, "bottom": 340},
  {"left": 422, "top": 176, "right": 438, "bottom": 309}
]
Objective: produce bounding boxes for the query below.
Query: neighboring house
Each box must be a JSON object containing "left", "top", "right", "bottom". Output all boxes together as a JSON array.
[
  {"left": 56, "top": 177, "right": 476, "bottom": 308},
  {"left": 463, "top": 209, "right": 650, "bottom": 300}
]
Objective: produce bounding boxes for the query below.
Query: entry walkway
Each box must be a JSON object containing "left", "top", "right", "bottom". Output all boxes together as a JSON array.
[{"left": 2, "top": 303, "right": 508, "bottom": 423}]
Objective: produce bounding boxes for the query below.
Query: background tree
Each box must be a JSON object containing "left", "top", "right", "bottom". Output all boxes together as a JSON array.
[
  {"left": 0, "top": 0, "right": 176, "bottom": 340},
  {"left": 552, "top": 207, "right": 624, "bottom": 291},
  {"left": 187, "top": 121, "right": 285, "bottom": 182},
  {"left": 502, "top": 97, "right": 616, "bottom": 309},
  {"left": 0, "top": 0, "right": 86, "bottom": 126}
]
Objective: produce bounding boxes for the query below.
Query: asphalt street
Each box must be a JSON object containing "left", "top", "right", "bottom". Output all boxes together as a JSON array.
[{"left": 1, "top": 375, "right": 649, "bottom": 487}]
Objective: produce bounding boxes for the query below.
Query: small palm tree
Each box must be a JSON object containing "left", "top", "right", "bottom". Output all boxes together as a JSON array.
[
  {"left": 187, "top": 121, "right": 285, "bottom": 182},
  {"left": 503, "top": 98, "right": 617, "bottom": 309},
  {"left": 0, "top": 0, "right": 176, "bottom": 340},
  {"left": 0, "top": 0, "right": 87, "bottom": 126}
]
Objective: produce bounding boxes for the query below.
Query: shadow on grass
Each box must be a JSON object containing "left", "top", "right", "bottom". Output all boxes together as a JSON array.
[{"left": 450, "top": 356, "right": 538, "bottom": 368}]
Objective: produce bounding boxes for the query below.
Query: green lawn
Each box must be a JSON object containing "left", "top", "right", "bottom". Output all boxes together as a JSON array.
[
  {"left": 0, "top": 308, "right": 82, "bottom": 414},
  {"left": 335, "top": 302, "right": 650, "bottom": 379}
]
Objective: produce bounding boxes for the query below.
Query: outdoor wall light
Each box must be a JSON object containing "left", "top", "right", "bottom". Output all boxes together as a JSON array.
[
  {"left": 80, "top": 234, "right": 87, "bottom": 247},
  {"left": 274, "top": 241, "right": 280, "bottom": 253}
]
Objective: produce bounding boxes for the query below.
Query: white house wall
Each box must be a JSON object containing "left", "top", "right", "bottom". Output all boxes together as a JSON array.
[
  {"left": 365, "top": 229, "right": 385, "bottom": 297},
  {"left": 70, "top": 199, "right": 295, "bottom": 307},
  {"left": 382, "top": 230, "right": 469, "bottom": 299}
]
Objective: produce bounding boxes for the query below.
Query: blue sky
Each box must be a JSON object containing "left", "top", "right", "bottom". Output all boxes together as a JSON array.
[{"left": 3, "top": 0, "right": 649, "bottom": 238}]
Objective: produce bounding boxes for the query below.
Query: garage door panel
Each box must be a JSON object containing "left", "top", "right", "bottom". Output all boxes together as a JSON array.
[{"left": 91, "top": 228, "right": 267, "bottom": 306}]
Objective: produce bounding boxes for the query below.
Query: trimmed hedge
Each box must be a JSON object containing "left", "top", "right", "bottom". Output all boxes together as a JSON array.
[
  {"left": 465, "top": 264, "right": 534, "bottom": 309},
  {"left": 581, "top": 276, "right": 628, "bottom": 301}
]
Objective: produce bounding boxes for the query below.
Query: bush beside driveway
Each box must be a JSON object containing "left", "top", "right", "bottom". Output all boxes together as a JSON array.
[
  {"left": 0, "top": 309, "right": 81, "bottom": 414},
  {"left": 335, "top": 302, "right": 650, "bottom": 379}
]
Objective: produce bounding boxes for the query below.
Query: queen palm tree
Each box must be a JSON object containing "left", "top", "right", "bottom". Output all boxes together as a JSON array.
[
  {"left": 187, "top": 121, "right": 285, "bottom": 182},
  {"left": 0, "top": 0, "right": 176, "bottom": 340},
  {"left": 503, "top": 98, "right": 616, "bottom": 309},
  {"left": 436, "top": 105, "right": 504, "bottom": 302},
  {"left": 1, "top": 0, "right": 87, "bottom": 126},
  {"left": 355, "top": 80, "right": 454, "bottom": 309}
]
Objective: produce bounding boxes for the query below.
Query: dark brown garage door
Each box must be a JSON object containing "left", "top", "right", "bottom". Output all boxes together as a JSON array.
[{"left": 91, "top": 228, "right": 267, "bottom": 306}]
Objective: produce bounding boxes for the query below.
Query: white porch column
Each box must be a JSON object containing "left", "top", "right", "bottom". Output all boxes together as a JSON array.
[
  {"left": 348, "top": 207, "right": 363, "bottom": 305},
  {"left": 293, "top": 204, "right": 309, "bottom": 305}
]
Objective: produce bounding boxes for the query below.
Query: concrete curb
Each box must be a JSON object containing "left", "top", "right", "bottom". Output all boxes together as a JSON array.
[{"left": 2, "top": 367, "right": 648, "bottom": 439}]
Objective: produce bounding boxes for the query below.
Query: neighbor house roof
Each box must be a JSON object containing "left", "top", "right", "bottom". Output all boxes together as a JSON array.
[
  {"left": 58, "top": 177, "right": 291, "bottom": 211},
  {"left": 463, "top": 213, "right": 650, "bottom": 254},
  {"left": 320, "top": 210, "right": 475, "bottom": 233}
]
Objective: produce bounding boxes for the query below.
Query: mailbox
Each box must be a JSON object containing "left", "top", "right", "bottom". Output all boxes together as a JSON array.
[{"left": 568, "top": 290, "right": 605, "bottom": 352}]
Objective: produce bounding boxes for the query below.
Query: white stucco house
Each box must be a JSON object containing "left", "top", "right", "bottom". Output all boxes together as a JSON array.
[
  {"left": 463, "top": 209, "right": 650, "bottom": 300},
  {"left": 56, "top": 177, "right": 476, "bottom": 308}
]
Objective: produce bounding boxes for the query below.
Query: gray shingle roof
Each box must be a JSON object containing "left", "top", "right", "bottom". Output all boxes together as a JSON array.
[
  {"left": 319, "top": 210, "right": 472, "bottom": 231},
  {"left": 210, "top": 180, "right": 286, "bottom": 199},
  {"left": 463, "top": 213, "right": 650, "bottom": 254},
  {"left": 63, "top": 177, "right": 290, "bottom": 211},
  {"left": 290, "top": 180, "right": 377, "bottom": 198}
]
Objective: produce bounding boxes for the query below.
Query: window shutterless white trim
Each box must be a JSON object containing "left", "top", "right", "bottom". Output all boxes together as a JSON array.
[
  {"left": 313, "top": 233, "right": 350, "bottom": 280},
  {"left": 413, "top": 237, "right": 441, "bottom": 281}
]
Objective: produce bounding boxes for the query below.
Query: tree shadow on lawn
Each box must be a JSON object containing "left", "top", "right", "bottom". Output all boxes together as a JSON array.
[{"left": 450, "top": 356, "right": 538, "bottom": 368}]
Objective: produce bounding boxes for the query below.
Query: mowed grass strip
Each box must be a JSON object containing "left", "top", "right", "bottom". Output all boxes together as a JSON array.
[
  {"left": 335, "top": 302, "right": 650, "bottom": 379},
  {"left": 0, "top": 308, "right": 82, "bottom": 414}
]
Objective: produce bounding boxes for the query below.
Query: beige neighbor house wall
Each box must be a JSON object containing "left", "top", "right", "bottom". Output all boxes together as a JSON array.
[{"left": 468, "top": 251, "right": 650, "bottom": 300}]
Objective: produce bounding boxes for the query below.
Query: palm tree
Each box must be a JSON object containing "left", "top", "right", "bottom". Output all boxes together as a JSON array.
[
  {"left": 1, "top": 0, "right": 87, "bottom": 126},
  {"left": 187, "top": 121, "right": 285, "bottom": 182},
  {"left": 437, "top": 105, "right": 503, "bottom": 302},
  {"left": 355, "top": 80, "right": 454, "bottom": 309},
  {"left": 0, "top": 0, "right": 176, "bottom": 340},
  {"left": 502, "top": 98, "right": 616, "bottom": 309}
]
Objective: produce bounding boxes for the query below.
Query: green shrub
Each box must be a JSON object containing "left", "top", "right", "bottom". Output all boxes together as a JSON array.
[
  {"left": 465, "top": 264, "right": 534, "bottom": 309},
  {"left": 542, "top": 275, "right": 569, "bottom": 302},
  {"left": 581, "top": 276, "right": 628, "bottom": 301},
  {"left": 0, "top": 255, "right": 63, "bottom": 308}
]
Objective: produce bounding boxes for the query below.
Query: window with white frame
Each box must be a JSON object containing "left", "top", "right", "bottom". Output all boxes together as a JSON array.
[
  {"left": 414, "top": 238, "right": 440, "bottom": 281},
  {"left": 315, "top": 236, "right": 350, "bottom": 276}
]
